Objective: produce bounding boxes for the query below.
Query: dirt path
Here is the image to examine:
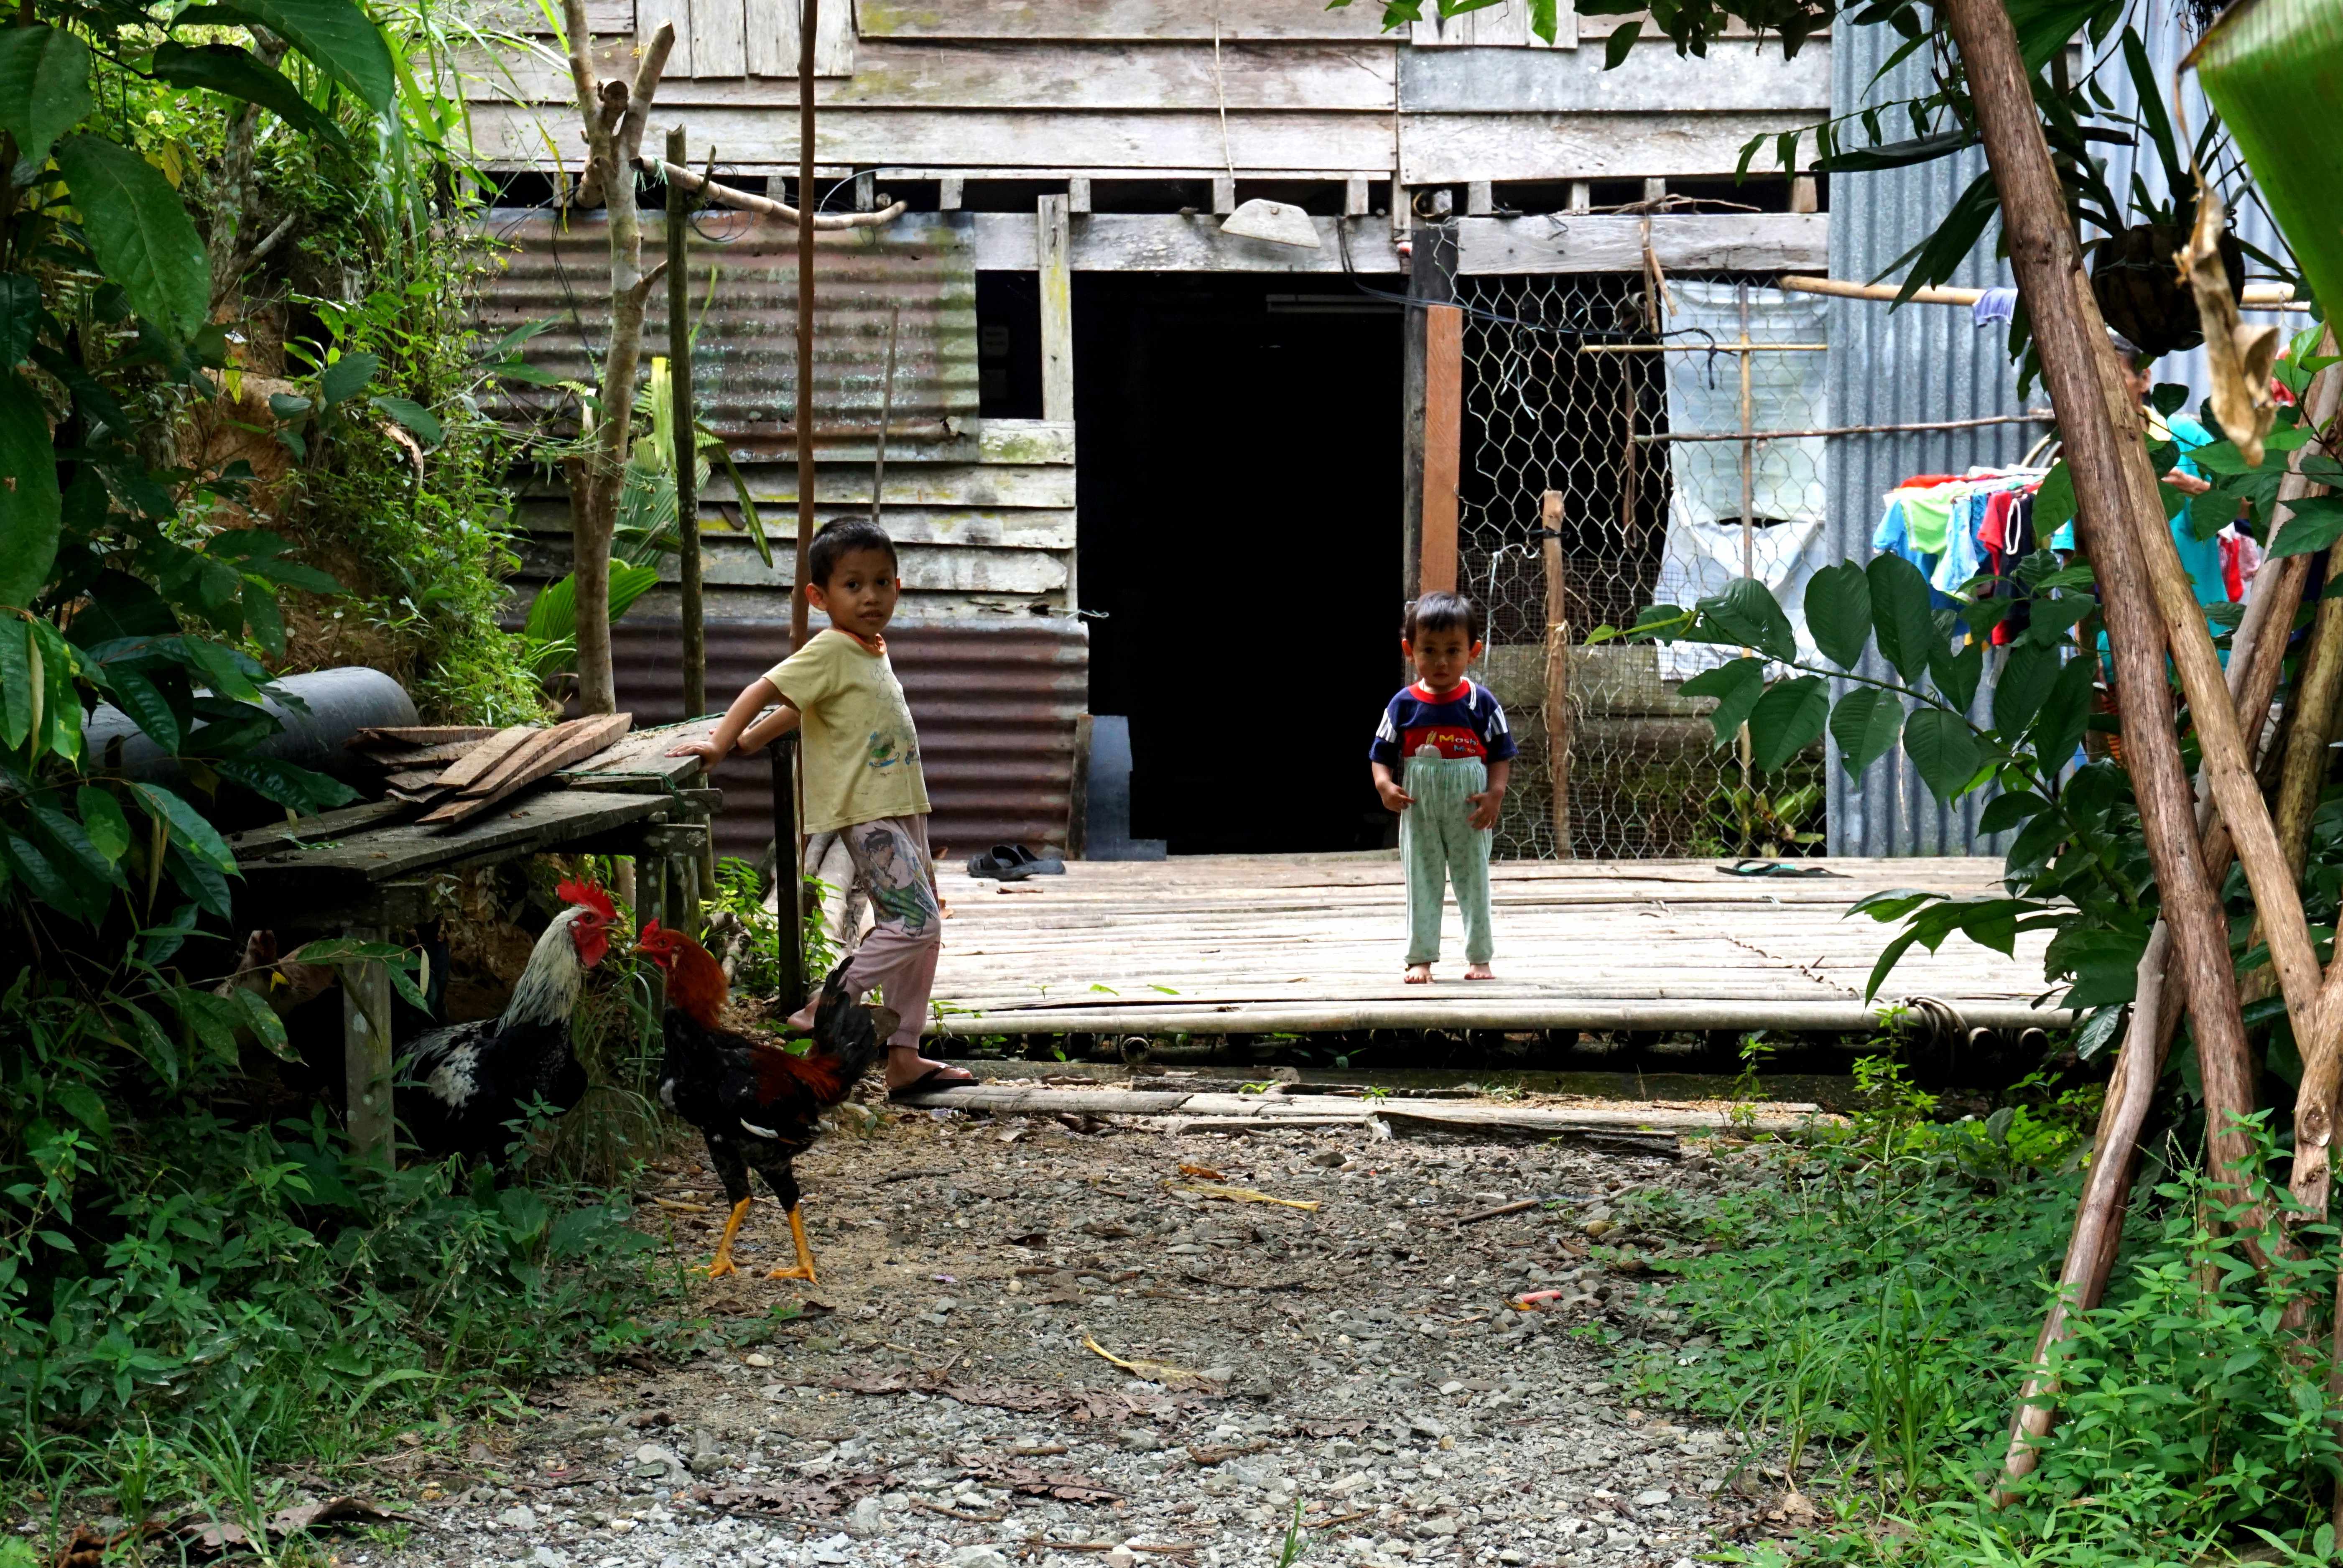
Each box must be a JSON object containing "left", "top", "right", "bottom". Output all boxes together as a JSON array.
[{"left": 384, "top": 1103, "right": 1761, "bottom": 1568}]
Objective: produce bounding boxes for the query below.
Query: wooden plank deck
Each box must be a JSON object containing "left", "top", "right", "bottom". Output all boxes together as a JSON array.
[{"left": 928, "top": 854, "right": 2061, "bottom": 1036}]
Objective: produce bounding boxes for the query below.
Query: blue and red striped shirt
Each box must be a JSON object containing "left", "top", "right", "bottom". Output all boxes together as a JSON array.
[{"left": 1370, "top": 679, "right": 1517, "bottom": 768}]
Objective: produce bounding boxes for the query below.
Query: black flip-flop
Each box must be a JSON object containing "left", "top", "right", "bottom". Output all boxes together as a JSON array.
[
  {"left": 888, "top": 1066, "right": 984, "bottom": 1102},
  {"left": 966, "top": 846, "right": 1035, "bottom": 880},
  {"left": 1001, "top": 843, "right": 1066, "bottom": 876}
]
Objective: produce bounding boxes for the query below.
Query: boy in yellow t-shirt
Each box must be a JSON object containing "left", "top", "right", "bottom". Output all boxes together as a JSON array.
[{"left": 671, "top": 519, "right": 977, "bottom": 1097}]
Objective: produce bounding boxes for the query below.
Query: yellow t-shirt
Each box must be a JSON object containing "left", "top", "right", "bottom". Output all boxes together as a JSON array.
[{"left": 763, "top": 628, "right": 931, "bottom": 833}]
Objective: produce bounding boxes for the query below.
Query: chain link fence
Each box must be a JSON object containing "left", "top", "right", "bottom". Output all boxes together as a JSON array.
[{"left": 1458, "top": 273, "right": 1831, "bottom": 861}]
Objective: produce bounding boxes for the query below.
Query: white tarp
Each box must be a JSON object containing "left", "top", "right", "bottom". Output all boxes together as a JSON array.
[{"left": 1655, "top": 280, "right": 1831, "bottom": 679}]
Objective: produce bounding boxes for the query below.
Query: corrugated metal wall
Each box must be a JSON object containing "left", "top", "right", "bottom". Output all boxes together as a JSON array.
[
  {"left": 614, "top": 618, "right": 1088, "bottom": 864},
  {"left": 1823, "top": 23, "right": 2033, "bottom": 856}
]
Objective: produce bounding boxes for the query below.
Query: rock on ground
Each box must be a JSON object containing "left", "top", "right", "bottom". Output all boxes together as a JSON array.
[{"left": 377, "top": 1105, "right": 1756, "bottom": 1568}]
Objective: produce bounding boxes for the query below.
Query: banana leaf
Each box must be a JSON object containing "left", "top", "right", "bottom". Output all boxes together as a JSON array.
[{"left": 2195, "top": 0, "right": 2343, "bottom": 319}]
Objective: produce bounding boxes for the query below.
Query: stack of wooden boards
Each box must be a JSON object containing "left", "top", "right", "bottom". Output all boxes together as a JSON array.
[{"left": 346, "top": 714, "right": 633, "bottom": 827}]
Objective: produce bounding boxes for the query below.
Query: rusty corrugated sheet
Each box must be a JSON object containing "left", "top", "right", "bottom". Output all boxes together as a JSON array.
[
  {"left": 482, "top": 209, "right": 979, "bottom": 456},
  {"left": 611, "top": 617, "right": 1088, "bottom": 862}
]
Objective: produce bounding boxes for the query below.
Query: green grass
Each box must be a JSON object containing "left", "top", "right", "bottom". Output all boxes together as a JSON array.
[{"left": 1621, "top": 1062, "right": 2343, "bottom": 1567}]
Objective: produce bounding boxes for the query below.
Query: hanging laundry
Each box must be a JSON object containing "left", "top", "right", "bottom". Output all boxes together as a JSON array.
[{"left": 1972, "top": 287, "right": 2020, "bottom": 329}]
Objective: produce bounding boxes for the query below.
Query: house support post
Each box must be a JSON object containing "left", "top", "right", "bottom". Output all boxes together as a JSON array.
[{"left": 1402, "top": 214, "right": 1458, "bottom": 603}]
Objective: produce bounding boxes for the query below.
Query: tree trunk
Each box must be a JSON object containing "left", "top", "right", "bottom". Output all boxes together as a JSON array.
[
  {"left": 1937, "top": 0, "right": 2259, "bottom": 1211},
  {"left": 561, "top": 0, "right": 674, "bottom": 713}
]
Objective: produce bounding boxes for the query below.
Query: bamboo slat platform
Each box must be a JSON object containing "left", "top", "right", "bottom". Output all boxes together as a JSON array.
[{"left": 927, "top": 854, "right": 2062, "bottom": 1037}]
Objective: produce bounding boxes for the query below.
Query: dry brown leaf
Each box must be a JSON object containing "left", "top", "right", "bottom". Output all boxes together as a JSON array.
[{"left": 2177, "top": 183, "right": 2281, "bottom": 466}]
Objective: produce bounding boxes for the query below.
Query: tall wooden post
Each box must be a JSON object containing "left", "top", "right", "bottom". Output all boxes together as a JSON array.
[
  {"left": 1540, "top": 490, "right": 1572, "bottom": 859},
  {"left": 1038, "top": 194, "right": 1073, "bottom": 423},
  {"left": 770, "top": 732, "right": 806, "bottom": 1011},
  {"left": 668, "top": 123, "right": 704, "bottom": 716},
  {"left": 1402, "top": 214, "right": 1458, "bottom": 604},
  {"left": 341, "top": 923, "right": 394, "bottom": 1166},
  {"left": 788, "top": 0, "right": 818, "bottom": 651},
  {"left": 1419, "top": 303, "right": 1462, "bottom": 596}
]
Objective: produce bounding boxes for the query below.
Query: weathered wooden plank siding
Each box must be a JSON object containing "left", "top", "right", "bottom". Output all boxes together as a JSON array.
[
  {"left": 512, "top": 420, "right": 1080, "bottom": 623},
  {"left": 462, "top": 4, "right": 1831, "bottom": 185},
  {"left": 852, "top": 0, "right": 1395, "bottom": 41}
]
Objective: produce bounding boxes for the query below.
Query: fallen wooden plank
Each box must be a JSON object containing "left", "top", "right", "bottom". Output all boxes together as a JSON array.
[
  {"left": 430, "top": 725, "right": 538, "bottom": 791},
  {"left": 421, "top": 713, "right": 632, "bottom": 826},
  {"left": 890, "top": 1083, "right": 1830, "bottom": 1134},
  {"left": 356, "top": 739, "right": 492, "bottom": 769}
]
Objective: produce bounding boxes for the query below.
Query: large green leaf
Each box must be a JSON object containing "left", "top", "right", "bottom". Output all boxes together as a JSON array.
[
  {"left": 1991, "top": 642, "right": 2062, "bottom": 734},
  {"left": 2028, "top": 656, "right": 2096, "bottom": 770},
  {"left": 54, "top": 136, "right": 209, "bottom": 341},
  {"left": 0, "top": 27, "right": 92, "bottom": 169},
  {"left": 1698, "top": 576, "right": 1798, "bottom": 663},
  {"left": 1927, "top": 638, "right": 1983, "bottom": 712},
  {"left": 0, "top": 274, "right": 42, "bottom": 367},
  {"left": 319, "top": 350, "right": 380, "bottom": 408},
  {"left": 0, "top": 369, "right": 61, "bottom": 611},
  {"left": 1866, "top": 553, "right": 1936, "bottom": 683},
  {"left": 132, "top": 782, "right": 239, "bottom": 875},
  {"left": 2267, "top": 495, "right": 2343, "bottom": 560},
  {"left": 1902, "top": 707, "right": 1982, "bottom": 802},
  {"left": 1746, "top": 676, "right": 1828, "bottom": 772},
  {"left": 1828, "top": 686, "right": 1905, "bottom": 776},
  {"left": 1803, "top": 561, "right": 1872, "bottom": 670},
  {"left": 150, "top": 42, "right": 347, "bottom": 147},
  {"left": 205, "top": 0, "right": 396, "bottom": 112},
  {"left": 1678, "top": 656, "right": 1768, "bottom": 744}
]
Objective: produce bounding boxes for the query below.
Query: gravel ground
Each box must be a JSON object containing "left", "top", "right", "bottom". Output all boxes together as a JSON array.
[{"left": 373, "top": 1099, "right": 1782, "bottom": 1568}]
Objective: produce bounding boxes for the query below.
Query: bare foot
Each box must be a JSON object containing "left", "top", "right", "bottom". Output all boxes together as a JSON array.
[
  {"left": 1404, "top": 963, "right": 1433, "bottom": 984},
  {"left": 1465, "top": 962, "right": 1496, "bottom": 980},
  {"left": 886, "top": 1045, "right": 979, "bottom": 1094}
]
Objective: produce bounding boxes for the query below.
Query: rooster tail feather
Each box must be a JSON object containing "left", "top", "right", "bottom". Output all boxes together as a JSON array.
[{"left": 808, "top": 959, "right": 888, "bottom": 1094}]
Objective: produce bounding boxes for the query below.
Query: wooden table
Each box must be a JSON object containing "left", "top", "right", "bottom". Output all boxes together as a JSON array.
[{"left": 229, "top": 716, "right": 724, "bottom": 1163}]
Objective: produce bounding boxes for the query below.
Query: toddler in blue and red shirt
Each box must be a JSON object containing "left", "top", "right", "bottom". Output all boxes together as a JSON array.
[{"left": 1369, "top": 591, "right": 1516, "bottom": 982}]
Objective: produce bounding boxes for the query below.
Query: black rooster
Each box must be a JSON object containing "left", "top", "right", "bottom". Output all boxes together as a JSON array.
[
  {"left": 635, "top": 922, "right": 890, "bottom": 1282},
  {"left": 397, "top": 879, "right": 617, "bottom": 1160}
]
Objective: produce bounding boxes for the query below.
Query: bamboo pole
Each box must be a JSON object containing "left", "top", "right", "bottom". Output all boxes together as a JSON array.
[
  {"left": 1634, "top": 411, "right": 2055, "bottom": 443},
  {"left": 789, "top": 0, "right": 818, "bottom": 653},
  {"left": 1778, "top": 273, "right": 2307, "bottom": 310},
  {"left": 667, "top": 124, "right": 704, "bottom": 719},
  {"left": 1540, "top": 490, "right": 1573, "bottom": 859}
]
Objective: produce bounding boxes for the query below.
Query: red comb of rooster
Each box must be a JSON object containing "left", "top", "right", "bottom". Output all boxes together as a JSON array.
[{"left": 557, "top": 878, "right": 616, "bottom": 923}]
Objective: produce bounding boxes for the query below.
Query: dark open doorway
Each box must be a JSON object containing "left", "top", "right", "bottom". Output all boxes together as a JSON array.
[{"left": 1076, "top": 275, "right": 1403, "bottom": 855}]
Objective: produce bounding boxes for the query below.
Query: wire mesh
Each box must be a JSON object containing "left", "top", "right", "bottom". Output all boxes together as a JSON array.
[{"left": 1457, "top": 273, "right": 1831, "bottom": 861}]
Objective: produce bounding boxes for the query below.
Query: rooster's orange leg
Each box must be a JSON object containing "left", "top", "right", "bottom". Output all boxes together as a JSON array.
[
  {"left": 764, "top": 1206, "right": 819, "bottom": 1285},
  {"left": 707, "top": 1197, "right": 752, "bottom": 1279}
]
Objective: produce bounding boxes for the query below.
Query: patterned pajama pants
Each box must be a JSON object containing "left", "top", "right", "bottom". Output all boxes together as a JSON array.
[
  {"left": 1402, "top": 755, "right": 1494, "bottom": 967},
  {"left": 789, "top": 814, "right": 939, "bottom": 1050}
]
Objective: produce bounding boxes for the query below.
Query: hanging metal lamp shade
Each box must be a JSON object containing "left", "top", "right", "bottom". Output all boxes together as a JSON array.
[{"left": 2193, "top": 0, "right": 2343, "bottom": 319}]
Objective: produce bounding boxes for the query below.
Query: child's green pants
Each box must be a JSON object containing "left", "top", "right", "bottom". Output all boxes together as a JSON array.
[{"left": 1402, "top": 753, "right": 1494, "bottom": 966}]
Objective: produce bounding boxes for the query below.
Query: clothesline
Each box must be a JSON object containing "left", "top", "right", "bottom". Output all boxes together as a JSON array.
[{"left": 1634, "top": 410, "right": 2057, "bottom": 444}]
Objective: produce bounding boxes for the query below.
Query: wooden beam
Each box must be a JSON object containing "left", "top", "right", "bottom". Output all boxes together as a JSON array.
[
  {"left": 1791, "top": 174, "right": 1818, "bottom": 213},
  {"left": 1038, "top": 193, "right": 1073, "bottom": 423},
  {"left": 1212, "top": 174, "right": 1236, "bottom": 214},
  {"left": 1541, "top": 490, "right": 1572, "bottom": 859},
  {"left": 1402, "top": 219, "right": 1457, "bottom": 603},
  {"left": 1420, "top": 303, "right": 1462, "bottom": 597},
  {"left": 1467, "top": 178, "right": 1494, "bottom": 214},
  {"left": 1456, "top": 213, "right": 1826, "bottom": 274},
  {"left": 940, "top": 173, "right": 964, "bottom": 209},
  {"left": 1068, "top": 174, "right": 1092, "bottom": 214},
  {"left": 974, "top": 211, "right": 1401, "bottom": 271},
  {"left": 1344, "top": 176, "right": 1370, "bottom": 216},
  {"left": 341, "top": 923, "right": 395, "bottom": 1167}
]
